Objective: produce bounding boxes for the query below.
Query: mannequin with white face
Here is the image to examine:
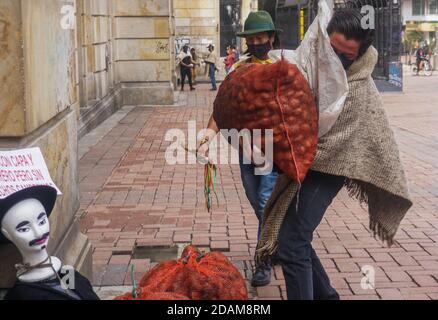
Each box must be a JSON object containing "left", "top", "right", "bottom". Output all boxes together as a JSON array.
[{"left": 1, "top": 198, "right": 61, "bottom": 283}]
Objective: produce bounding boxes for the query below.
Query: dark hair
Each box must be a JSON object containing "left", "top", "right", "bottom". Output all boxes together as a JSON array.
[
  {"left": 267, "top": 31, "right": 281, "bottom": 49},
  {"left": 327, "top": 9, "right": 374, "bottom": 58}
]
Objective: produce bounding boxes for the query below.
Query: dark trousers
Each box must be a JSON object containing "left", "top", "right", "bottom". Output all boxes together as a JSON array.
[
  {"left": 180, "top": 67, "right": 193, "bottom": 90},
  {"left": 277, "top": 170, "right": 345, "bottom": 300}
]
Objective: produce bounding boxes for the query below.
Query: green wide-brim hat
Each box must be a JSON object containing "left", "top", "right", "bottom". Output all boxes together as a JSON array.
[{"left": 237, "top": 10, "right": 283, "bottom": 37}]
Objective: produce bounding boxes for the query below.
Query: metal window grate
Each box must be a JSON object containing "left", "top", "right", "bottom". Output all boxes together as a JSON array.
[
  {"left": 412, "top": 0, "right": 426, "bottom": 15},
  {"left": 303, "top": 0, "right": 402, "bottom": 80}
]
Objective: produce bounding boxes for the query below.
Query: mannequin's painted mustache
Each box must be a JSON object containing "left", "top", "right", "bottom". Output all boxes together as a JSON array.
[{"left": 29, "top": 232, "right": 50, "bottom": 247}]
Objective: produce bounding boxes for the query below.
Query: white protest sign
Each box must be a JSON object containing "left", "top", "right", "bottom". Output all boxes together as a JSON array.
[{"left": 0, "top": 148, "right": 62, "bottom": 199}]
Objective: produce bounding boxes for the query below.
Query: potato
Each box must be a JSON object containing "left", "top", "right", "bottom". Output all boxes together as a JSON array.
[{"left": 213, "top": 58, "right": 318, "bottom": 182}]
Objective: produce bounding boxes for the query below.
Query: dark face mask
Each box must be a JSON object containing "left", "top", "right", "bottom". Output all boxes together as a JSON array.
[
  {"left": 336, "top": 52, "right": 355, "bottom": 70},
  {"left": 247, "top": 41, "right": 272, "bottom": 59}
]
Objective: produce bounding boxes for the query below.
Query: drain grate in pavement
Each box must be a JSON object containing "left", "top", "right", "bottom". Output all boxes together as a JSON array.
[
  {"left": 112, "top": 249, "right": 132, "bottom": 256},
  {"left": 132, "top": 245, "right": 179, "bottom": 262},
  {"left": 132, "top": 244, "right": 212, "bottom": 262}
]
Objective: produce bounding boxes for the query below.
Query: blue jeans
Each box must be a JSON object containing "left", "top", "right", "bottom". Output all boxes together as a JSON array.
[
  {"left": 208, "top": 63, "right": 217, "bottom": 90},
  {"left": 239, "top": 155, "right": 279, "bottom": 240},
  {"left": 278, "top": 170, "right": 345, "bottom": 300}
]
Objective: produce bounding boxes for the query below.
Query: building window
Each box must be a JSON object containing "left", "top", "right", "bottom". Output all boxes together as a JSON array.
[
  {"left": 430, "top": 0, "right": 438, "bottom": 14},
  {"left": 412, "top": 0, "right": 426, "bottom": 15}
]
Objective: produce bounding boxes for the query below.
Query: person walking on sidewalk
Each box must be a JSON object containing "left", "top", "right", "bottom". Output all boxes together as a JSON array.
[
  {"left": 190, "top": 47, "right": 201, "bottom": 85},
  {"left": 178, "top": 45, "right": 196, "bottom": 91},
  {"left": 231, "top": 45, "right": 240, "bottom": 64},
  {"left": 204, "top": 44, "right": 219, "bottom": 91},
  {"left": 224, "top": 45, "right": 236, "bottom": 74},
  {"left": 197, "top": 11, "right": 282, "bottom": 288},
  {"left": 415, "top": 42, "right": 428, "bottom": 75},
  {"left": 256, "top": 9, "right": 413, "bottom": 300}
]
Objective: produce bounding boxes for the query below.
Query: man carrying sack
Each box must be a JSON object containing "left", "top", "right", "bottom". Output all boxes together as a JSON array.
[
  {"left": 257, "top": 8, "right": 413, "bottom": 300},
  {"left": 198, "top": 11, "right": 283, "bottom": 287}
]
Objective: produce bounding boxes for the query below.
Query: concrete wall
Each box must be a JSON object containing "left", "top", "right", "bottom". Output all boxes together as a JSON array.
[
  {"left": 174, "top": 0, "right": 219, "bottom": 48},
  {"left": 76, "top": 0, "right": 175, "bottom": 135},
  {"left": 75, "top": 0, "right": 123, "bottom": 138},
  {"left": 0, "top": 1, "right": 25, "bottom": 137},
  {"left": 0, "top": 0, "right": 91, "bottom": 288},
  {"left": 114, "top": 0, "right": 174, "bottom": 105},
  {"left": 79, "top": 0, "right": 115, "bottom": 105}
]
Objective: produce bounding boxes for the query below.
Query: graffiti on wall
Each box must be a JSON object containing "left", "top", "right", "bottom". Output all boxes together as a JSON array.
[
  {"left": 156, "top": 40, "right": 169, "bottom": 54},
  {"left": 175, "top": 37, "right": 190, "bottom": 54}
]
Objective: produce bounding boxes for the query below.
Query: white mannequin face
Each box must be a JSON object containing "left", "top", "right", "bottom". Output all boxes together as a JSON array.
[{"left": 1, "top": 199, "right": 50, "bottom": 254}]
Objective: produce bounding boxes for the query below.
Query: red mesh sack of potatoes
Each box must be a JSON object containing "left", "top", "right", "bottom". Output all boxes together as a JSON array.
[
  {"left": 213, "top": 58, "right": 318, "bottom": 182},
  {"left": 138, "top": 245, "right": 248, "bottom": 300}
]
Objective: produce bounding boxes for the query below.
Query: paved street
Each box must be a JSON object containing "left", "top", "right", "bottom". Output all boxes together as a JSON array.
[{"left": 79, "top": 72, "right": 438, "bottom": 300}]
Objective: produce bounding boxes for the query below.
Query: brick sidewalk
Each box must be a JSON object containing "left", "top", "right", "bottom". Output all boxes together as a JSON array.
[{"left": 79, "top": 74, "right": 438, "bottom": 300}]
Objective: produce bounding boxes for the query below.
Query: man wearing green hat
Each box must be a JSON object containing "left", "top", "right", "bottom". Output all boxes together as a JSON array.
[
  {"left": 197, "top": 10, "right": 281, "bottom": 288},
  {"left": 230, "top": 10, "right": 282, "bottom": 69}
]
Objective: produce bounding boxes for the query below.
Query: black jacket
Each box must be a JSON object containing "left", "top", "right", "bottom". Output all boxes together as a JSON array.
[{"left": 4, "top": 271, "right": 100, "bottom": 300}]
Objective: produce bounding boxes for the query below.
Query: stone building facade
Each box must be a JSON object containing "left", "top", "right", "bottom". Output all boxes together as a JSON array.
[
  {"left": 0, "top": 0, "right": 255, "bottom": 290},
  {"left": 0, "top": 0, "right": 89, "bottom": 288}
]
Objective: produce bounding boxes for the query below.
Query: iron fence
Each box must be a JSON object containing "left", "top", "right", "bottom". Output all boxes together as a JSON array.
[{"left": 264, "top": 0, "right": 403, "bottom": 79}]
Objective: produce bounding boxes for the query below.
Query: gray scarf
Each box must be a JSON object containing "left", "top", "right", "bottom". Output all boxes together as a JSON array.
[{"left": 256, "top": 46, "right": 413, "bottom": 263}]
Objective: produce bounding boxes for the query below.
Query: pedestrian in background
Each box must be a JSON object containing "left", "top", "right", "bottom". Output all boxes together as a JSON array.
[
  {"left": 204, "top": 44, "right": 219, "bottom": 91},
  {"left": 231, "top": 44, "right": 240, "bottom": 64},
  {"left": 415, "top": 42, "right": 429, "bottom": 75},
  {"left": 178, "top": 45, "right": 196, "bottom": 91},
  {"left": 224, "top": 45, "right": 235, "bottom": 74},
  {"left": 190, "top": 48, "right": 201, "bottom": 85}
]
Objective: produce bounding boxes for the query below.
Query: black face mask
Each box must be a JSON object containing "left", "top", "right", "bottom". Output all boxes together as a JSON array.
[
  {"left": 247, "top": 41, "right": 272, "bottom": 59},
  {"left": 336, "top": 52, "right": 355, "bottom": 70}
]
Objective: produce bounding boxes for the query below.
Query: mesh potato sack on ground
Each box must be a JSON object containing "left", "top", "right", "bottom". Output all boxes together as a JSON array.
[
  {"left": 213, "top": 58, "right": 318, "bottom": 182},
  {"left": 115, "top": 245, "right": 248, "bottom": 300}
]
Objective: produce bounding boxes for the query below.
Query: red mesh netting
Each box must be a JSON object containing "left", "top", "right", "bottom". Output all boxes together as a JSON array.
[
  {"left": 112, "top": 245, "right": 247, "bottom": 300},
  {"left": 139, "top": 245, "right": 248, "bottom": 300},
  {"left": 213, "top": 58, "right": 318, "bottom": 183}
]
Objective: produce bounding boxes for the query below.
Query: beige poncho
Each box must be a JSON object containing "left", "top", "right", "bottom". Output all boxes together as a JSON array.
[{"left": 256, "top": 46, "right": 413, "bottom": 263}]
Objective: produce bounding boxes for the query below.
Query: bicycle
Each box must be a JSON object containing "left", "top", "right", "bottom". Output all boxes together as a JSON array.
[{"left": 411, "top": 57, "right": 433, "bottom": 76}]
